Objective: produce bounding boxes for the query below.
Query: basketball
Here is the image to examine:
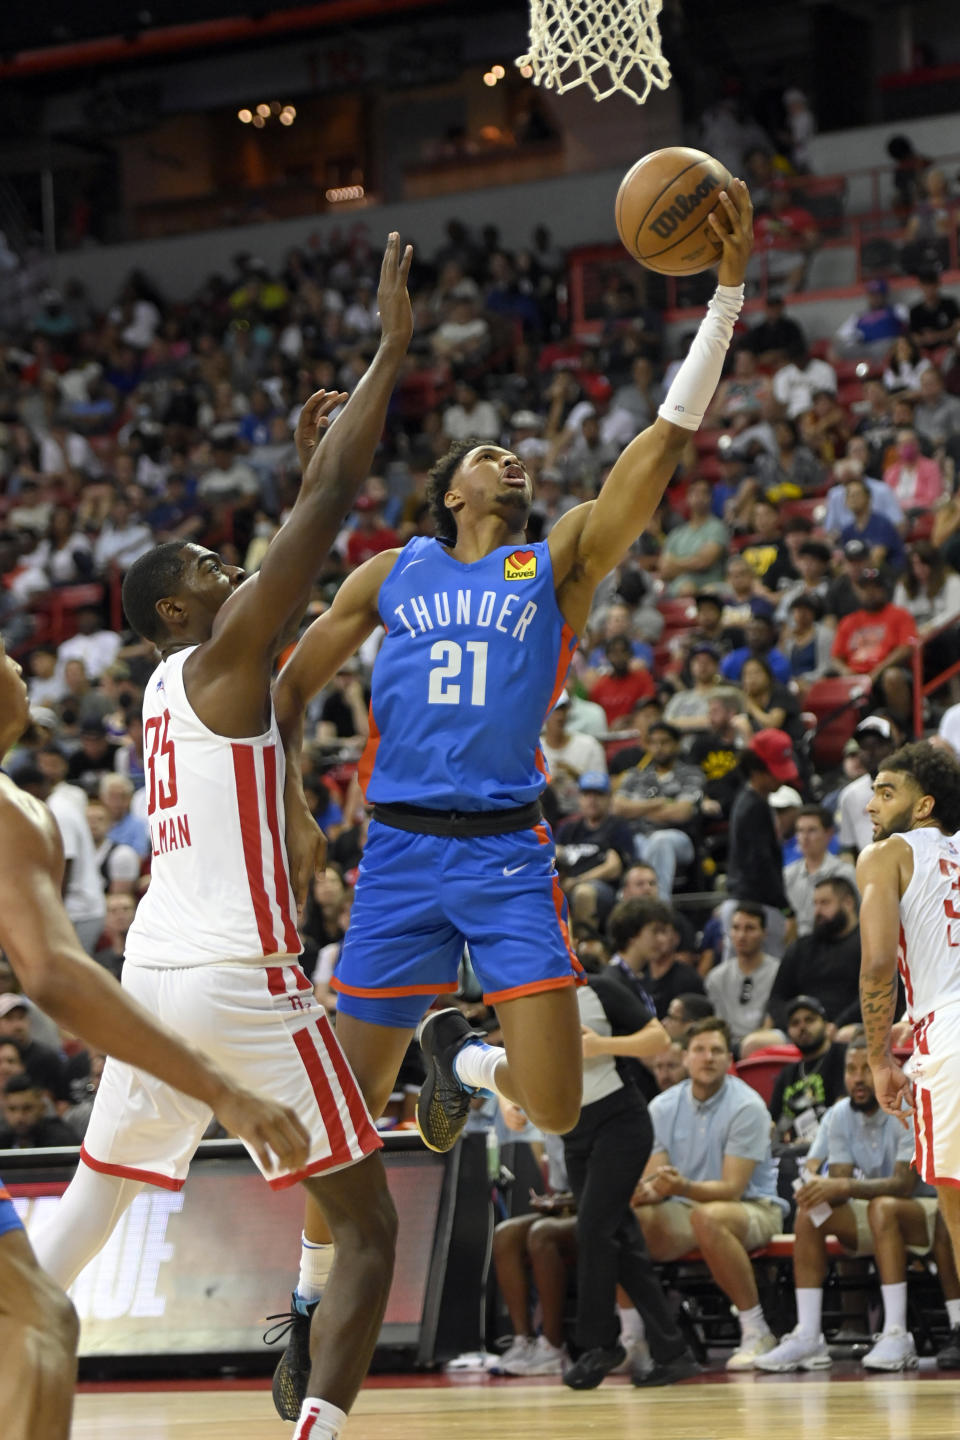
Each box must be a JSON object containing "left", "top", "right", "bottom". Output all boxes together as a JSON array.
[{"left": 616, "top": 147, "right": 733, "bottom": 275}]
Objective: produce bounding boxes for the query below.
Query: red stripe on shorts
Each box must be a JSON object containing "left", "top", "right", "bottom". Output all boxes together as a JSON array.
[
  {"left": 294, "top": 965, "right": 313, "bottom": 992},
  {"left": 921, "top": 1086, "right": 936, "bottom": 1184},
  {"left": 232, "top": 745, "right": 278, "bottom": 953},
  {"left": 266, "top": 966, "right": 288, "bottom": 997},
  {"left": 262, "top": 743, "right": 301, "bottom": 954},
  {"left": 315, "top": 1012, "right": 379, "bottom": 1154},
  {"left": 292, "top": 1027, "right": 352, "bottom": 1168}
]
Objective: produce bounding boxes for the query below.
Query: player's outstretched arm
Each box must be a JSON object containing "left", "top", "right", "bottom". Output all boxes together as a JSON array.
[
  {"left": 204, "top": 234, "right": 413, "bottom": 668},
  {"left": 549, "top": 182, "right": 753, "bottom": 633},
  {"left": 857, "top": 838, "right": 914, "bottom": 1125},
  {"left": 0, "top": 801, "right": 310, "bottom": 1173},
  {"left": 275, "top": 549, "right": 397, "bottom": 906}
]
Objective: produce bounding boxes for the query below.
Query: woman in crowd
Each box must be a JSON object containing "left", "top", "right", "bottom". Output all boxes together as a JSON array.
[{"left": 741, "top": 655, "right": 802, "bottom": 741}]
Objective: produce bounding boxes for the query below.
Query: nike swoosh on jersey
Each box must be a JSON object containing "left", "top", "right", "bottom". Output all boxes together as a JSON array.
[
  {"left": 400, "top": 558, "right": 426, "bottom": 573},
  {"left": 502, "top": 863, "right": 529, "bottom": 876}
]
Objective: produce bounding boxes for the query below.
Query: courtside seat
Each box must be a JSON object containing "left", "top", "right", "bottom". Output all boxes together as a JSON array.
[{"left": 735, "top": 1045, "right": 802, "bottom": 1104}]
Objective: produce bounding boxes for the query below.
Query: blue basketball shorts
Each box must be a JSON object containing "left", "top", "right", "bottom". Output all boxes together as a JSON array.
[
  {"left": 0, "top": 1180, "right": 23, "bottom": 1239},
  {"left": 332, "top": 819, "right": 583, "bottom": 1029}
]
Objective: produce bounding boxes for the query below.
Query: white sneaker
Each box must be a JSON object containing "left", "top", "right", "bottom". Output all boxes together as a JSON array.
[
  {"left": 754, "top": 1328, "right": 833, "bottom": 1372},
  {"left": 862, "top": 1327, "right": 919, "bottom": 1372},
  {"left": 726, "top": 1331, "right": 777, "bottom": 1371},
  {"left": 503, "top": 1334, "right": 565, "bottom": 1376},
  {"left": 491, "top": 1336, "right": 536, "bottom": 1375}
]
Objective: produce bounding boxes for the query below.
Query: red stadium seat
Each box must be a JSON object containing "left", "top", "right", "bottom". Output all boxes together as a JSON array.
[
  {"left": 802, "top": 675, "right": 871, "bottom": 770},
  {"left": 656, "top": 597, "right": 697, "bottom": 632},
  {"left": 735, "top": 1045, "right": 802, "bottom": 1104}
]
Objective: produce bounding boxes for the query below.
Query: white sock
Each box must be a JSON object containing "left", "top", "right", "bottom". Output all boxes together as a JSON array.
[
  {"left": 453, "top": 1040, "right": 504, "bottom": 1095},
  {"left": 795, "top": 1287, "right": 823, "bottom": 1338},
  {"left": 738, "top": 1303, "right": 769, "bottom": 1339},
  {"left": 881, "top": 1281, "right": 907, "bottom": 1333},
  {"left": 946, "top": 1298, "right": 960, "bottom": 1327},
  {"left": 293, "top": 1398, "right": 347, "bottom": 1440},
  {"left": 298, "top": 1233, "right": 334, "bottom": 1305},
  {"left": 618, "top": 1305, "right": 645, "bottom": 1345}
]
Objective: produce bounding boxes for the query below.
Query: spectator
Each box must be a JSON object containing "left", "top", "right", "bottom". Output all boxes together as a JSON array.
[
  {"left": 882, "top": 335, "right": 932, "bottom": 398},
  {"left": 756, "top": 1035, "right": 956, "bottom": 1374},
  {"left": 611, "top": 723, "right": 704, "bottom": 895},
  {"left": 662, "top": 644, "right": 721, "bottom": 732},
  {"left": 751, "top": 182, "right": 820, "bottom": 294},
  {"left": 783, "top": 594, "right": 833, "bottom": 687},
  {"left": 91, "top": 490, "right": 157, "bottom": 575},
  {"left": 556, "top": 773, "right": 634, "bottom": 929},
  {"left": 589, "top": 636, "right": 654, "bottom": 727},
  {"left": 62, "top": 1049, "right": 106, "bottom": 1140},
  {"left": 721, "top": 608, "right": 792, "bottom": 686},
  {"left": 767, "top": 876, "right": 862, "bottom": 1032},
  {"left": 605, "top": 899, "right": 705, "bottom": 1022},
  {"left": 913, "top": 366, "right": 960, "bottom": 450},
  {"left": 900, "top": 167, "right": 954, "bottom": 277},
  {"left": 54, "top": 606, "right": 121, "bottom": 686},
  {"left": 830, "top": 570, "right": 916, "bottom": 723},
  {"left": 662, "top": 992, "right": 715, "bottom": 1043},
  {"left": 583, "top": 599, "right": 657, "bottom": 672},
  {"left": 708, "top": 348, "right": 772, "bottom": 427},
  {"left": 740, "top": 498, "right": 798, "bottom": 597},
  {"left": 19, "top": 766, "right": 106, "bottom": 956},
  {"left": 688, "top": 686, "right": 748, "bottom": 812},
  {"left": 853, "top": 380, "right": 898, "bottom": 472},
  {"left": 723, "top": 730, "right": 798, "bottom": 956},
  {"left": 883, "top": 427, "right": 945, "bottom": 513},
  {"left": 834, "top": 278, "right": 907, "bottom": 360},
  {"left": 704, "top": 902, "right": 780, "bottom": 1053},
  {"left": 744, "top": 294, "right": 807, "bottom": 368},
  {"left": 607, "top": 696, "right": 663, "bottom": 776},
  {"left": 652, "top": 1042, "right": 687, "bottom": 1091},
  {"left": 344, "top": 494, "right": 401, "bottom": 569},
  {"left": 94, "top": 892, "right": 138, "bottom": 980},
  {"left": 755, "top": 418, "right": 824, "bottom": 498},
  {"left": 908, "top": 272, "right": 960, "bottom": 355},
  {"left": 740, "top": 654, "right": 802, "bottom": 741},
  {"left": 823, "top": 458, "right": 903, "bottom": 539},
  {"left": 441, "top": 380, "right": 501, "bottom": 443},
  {"left": 836, "top": 714, "right": 900, "bottom": 857},
  {"left": 772, "top": 344, "right": 837, "bottom": 421},
  {"left": 686, "top": 592, "right": 730, "bottom": 656},
  {"left": 99, "top": 772, "right": 150, "bottom": 860},
  {"left": 719, "top": 556, "right": 761, "bottom": 636},
  {"left": 838, "top": 477, "right": 906, "bottom": 572},
  {"left": 657, "top": 477, "right": 729, "bottom": 595},
  {"left": 86, "top": 797, "right": 141, "bottom": 896},
  {"left": 196, "top": 433, "right": 259, "bottom": 503},
  {"left": 0, "top": 994, "right": 68, "bottom": 1101},
  {"left": 0, "top": 1073, "right": 78, "bottom": 1148},
  {"left": 784, "top": 806, "right": 857, "bottom": 937},
  {"left": 617, "top": 863, "right": 701, "bottom": 967},
  {"left": 431, "top": 283, "right": 491, "bottom": 365},
  {"left": 893, "top": 541, "right": 960, "bottom": 683},
  {"left": 769, "top": 996, "right": 848, "bottom": 1150},
  {"left": 0, "top": 1037, "right": 25, "bottom": 1087},
  {"left": 634, "top": 1017, "right": 788, "bottom": 1370}
]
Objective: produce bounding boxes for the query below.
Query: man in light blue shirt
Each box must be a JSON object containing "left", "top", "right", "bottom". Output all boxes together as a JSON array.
[
  {"left": 634, "top": 1017, "right": 787, "bottom": 1371},
  {"left": 823, "top": 460, "right": 903, "bottom": 537},
  {"left": 756, "top": 1034, "right": 956, "bottom": 1375}
]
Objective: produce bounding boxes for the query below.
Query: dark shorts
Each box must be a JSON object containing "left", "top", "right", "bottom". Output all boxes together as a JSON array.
[{"left": 332, "top": 818, "right": 582, "bottom": 1029}]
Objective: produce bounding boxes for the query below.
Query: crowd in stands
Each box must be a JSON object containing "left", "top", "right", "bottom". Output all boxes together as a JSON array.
[{"left": 3, "top": 180, "right": 960, "bottom": 1379}]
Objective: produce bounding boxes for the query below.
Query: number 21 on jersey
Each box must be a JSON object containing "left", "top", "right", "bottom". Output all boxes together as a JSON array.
[{"left": 427, "top": 640, "right": 488, "bottom": 706}]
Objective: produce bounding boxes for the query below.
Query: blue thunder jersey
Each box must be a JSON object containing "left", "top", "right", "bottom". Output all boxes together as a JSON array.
[{"left": 358, "top": 536, "right": 577, "bottom": 811}]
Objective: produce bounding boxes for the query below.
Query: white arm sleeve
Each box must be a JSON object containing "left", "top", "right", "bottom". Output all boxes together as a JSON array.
[{"left": 657, "top": 283, "right": 745, "bottom": 432}]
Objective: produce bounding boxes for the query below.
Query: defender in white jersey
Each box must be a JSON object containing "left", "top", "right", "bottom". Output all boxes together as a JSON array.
[
  {"left": 858, "top": 741, "right": 960, "bottom": 1294},
  {"left": 30, "top": 234, "right": 415, "bottom": 1440}
]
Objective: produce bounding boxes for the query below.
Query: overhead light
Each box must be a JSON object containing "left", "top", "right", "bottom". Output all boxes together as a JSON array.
[
  {"left": 256, "top": 102, "right": 270, "bottom": 118},
  {"left": 238, "top": 108, "right": 252, "bottom": 123},
  {"left": 269, "top": 100, "right": 282, "bottom": 114},
  {"left": 492, "top": 64, "right": 505, "bottom": 79},
  {"left": 325, "top": 185, "right": 365, "bottom": 203},
  {"left": 252, "top": 114, "right": 266, "bottom": 128},
  {"left": 519, "top": 63, "right": 533, "bottom": 78},
  {"left": 279, "top": 111, "right": 294, "bottom": 126},
  {"left": 483, "top": 71, "right": 497, "bottom": 87}
]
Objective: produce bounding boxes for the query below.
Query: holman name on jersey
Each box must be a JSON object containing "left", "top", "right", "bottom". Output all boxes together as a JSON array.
[
  {"left": 393, "top": 588, "right": 539, "bottom": 642},
  {"left": 150, "top": 812, "right": 193, "bottom": 857}
]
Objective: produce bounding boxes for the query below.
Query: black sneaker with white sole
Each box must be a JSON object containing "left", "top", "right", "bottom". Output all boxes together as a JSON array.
[
  {"left": 415, "top": 1008, "right": 481, "bottom": 1153},
  {"left": 264, "top": 1292, "right": 317, "bottom": 1420}
]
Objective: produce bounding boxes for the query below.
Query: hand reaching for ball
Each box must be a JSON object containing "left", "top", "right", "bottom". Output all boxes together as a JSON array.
[{"left": 709, "top": 178, "right": 754, "bottom": 288}]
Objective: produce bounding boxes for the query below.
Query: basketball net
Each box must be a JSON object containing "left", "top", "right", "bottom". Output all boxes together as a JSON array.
[{"left": 516, "top": 0, "right": 671, "bottom": 105}]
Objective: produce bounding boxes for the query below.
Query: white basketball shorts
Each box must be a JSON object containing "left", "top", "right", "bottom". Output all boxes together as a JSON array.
[
  {"left": 80, "top": 962, "right": 381, "bottom": 1192},
  {"left": 907, "top": 1003, "right": 960, "bottom": 1189}
]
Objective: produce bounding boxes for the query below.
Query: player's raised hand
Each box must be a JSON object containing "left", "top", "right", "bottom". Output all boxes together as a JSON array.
[
  {"left": 871, "top": 1056, "right": 915, "bottom": 1128},
  {"left": 294, "top": 387, "right": 349, "bottom": 473},
  {"left": 377, "top": 232, "right": 414, "bottom": 350},
  {"left": 212, "top": 1083, "right": 311, "bottom": 1173},
  {"left": 709, "top": 177, "right": 754, "bottom": 289}
]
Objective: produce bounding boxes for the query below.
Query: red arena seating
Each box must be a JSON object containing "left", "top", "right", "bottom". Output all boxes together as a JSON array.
[{"left": 734, "top": 1045, "right": 802, "bottom": 1104}]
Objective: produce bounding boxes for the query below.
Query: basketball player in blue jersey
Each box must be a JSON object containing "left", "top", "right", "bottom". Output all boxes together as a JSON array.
[{"left": 266, "top": 184, "right": 754, "bottom": 1408}]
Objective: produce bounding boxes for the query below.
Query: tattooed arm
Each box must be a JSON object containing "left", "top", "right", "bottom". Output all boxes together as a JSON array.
[{"left": 856, "top": 837, "right": 914, "bottom": 1126}]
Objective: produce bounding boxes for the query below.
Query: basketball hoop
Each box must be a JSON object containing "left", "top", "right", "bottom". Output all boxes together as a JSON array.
[{"left": 516, "top": 0, "right": 671, "bottom": 106}]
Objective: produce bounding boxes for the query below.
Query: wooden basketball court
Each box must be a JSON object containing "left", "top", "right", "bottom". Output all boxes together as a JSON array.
[{"left": 73, "top": 1370, "right": 960, "bottom": 1438}]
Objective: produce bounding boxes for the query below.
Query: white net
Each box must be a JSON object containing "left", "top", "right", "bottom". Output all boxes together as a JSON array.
[{"left": 516, "top": 0, "right": 671, "bottom": 105}]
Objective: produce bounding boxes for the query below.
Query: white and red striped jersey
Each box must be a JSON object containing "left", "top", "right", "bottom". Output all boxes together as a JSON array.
[
  {"left": 125, "top": 647, "right": 301, "bottom": 968},
  {"left": 897, "top": 828, "right": 960, "bottom": 1025}
]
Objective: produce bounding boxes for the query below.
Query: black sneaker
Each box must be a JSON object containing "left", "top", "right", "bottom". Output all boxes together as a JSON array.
[
  {"left": 631, "top": 1349, "right": 703, "bottom": 1387},
  {"left": 562, "top": 1343, "right": 627, "bottom": 1390},
  {"left": 937, "top": 1324, "right": 960, "bottom": 1370},
  {"left": 415, "top": 1008, "right": 481, "bottom": 1154},
  {"left": 263, "top": 1292, "right": 317, "bottom": 1420}
]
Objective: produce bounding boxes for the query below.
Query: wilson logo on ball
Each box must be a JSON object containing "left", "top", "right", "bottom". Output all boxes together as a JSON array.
[
  {"left": 504, "top": 549, "right": 537, "bottom": 580},
  {"left": 649, "top": 175, "right": 720, "bottom": 239}
]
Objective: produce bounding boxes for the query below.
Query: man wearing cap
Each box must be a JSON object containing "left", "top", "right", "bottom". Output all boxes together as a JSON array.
[
  {"left": 723, "top": 729, "right": 799, "bottom": 957},
  {"left": 836, "top": 714, "right": 901, "bottom": 857},
  {"left": 663, "top": 645, "right": 721, "bottom": 732},
  {"left": 767, "top": 876, "right": 862, "bottom": 1032},
  {"left": 831, "top": 574, "right": 915, "bottom": 724},
  {"left": 556, "top": 773, "right": 634, "bottom": 928},
  {"left": 612, "top": 723, "right": 705, "bottom": 897},
  {"left": 769, "top": 997, "right": 848, "bottom": 1149},
  {"left": 720, "top": 603, "right": 791, "bottom": 685},
  {"left": 838, "top": 475, "right": 905, "bottom": 573},
  {"left": 770, "top": 783, "right": 804, "bottom": 862},
  {"left": 784, "top": 806, "right": 857, "bottom": 936},
  {"left": 540, "top": 695, "right": 607, "bottom": 817},
  {"left": 687, "top": 592, "right": 731, "bottom": 656},
  {"left": 825, "top": 537, "right": 870, "bottom": 621},
  {"left": 0, "top": 995, "right": 68, "bottom": 1103}
]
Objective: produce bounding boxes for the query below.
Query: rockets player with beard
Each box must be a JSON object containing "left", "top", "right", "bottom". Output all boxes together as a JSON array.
[
  {"left": 859, "top": 741, "right": 960, "bottom": 1298},
  {"left": 30, "top": 235, "right": 414, "bottom": 1440},
  {"left": 267, "top": 185, "right": 754, "bottom": 1411}
]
